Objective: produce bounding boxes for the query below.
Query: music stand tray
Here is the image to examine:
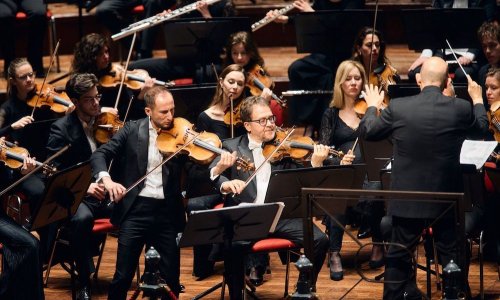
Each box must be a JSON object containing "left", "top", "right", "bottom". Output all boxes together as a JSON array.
[
  {"left": 179, "top": 202, "right": 284, "bottom": 248},
  {"left": 30, "top": 162, "right": 92, "bottom": 231},
  {"left": 264, "top": 164, "right": 366, "bottom": 219}
]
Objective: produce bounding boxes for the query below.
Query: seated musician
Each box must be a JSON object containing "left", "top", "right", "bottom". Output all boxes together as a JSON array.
[
  {"left": 0, "top": 137, "right": 44, "bottom": 300},
  {"left": 46, "top": 73, "right": 115, "bottom": 300},
  {"left": 128, "top": 0, "right": 235, "bottom": 83},
  {"left": 90, "top": 86, "right": 186, "bottom": 299},
  {"left": 223, "top": 32, "right": 284, "bottom": 126},
  {"left": 72, "top": 33, "right": 155, "bottom": 120},
  {"left": 477, "top": 21, "right": 500, "bottom": 109},
  {"left": 209, "top": 95, "right": 330, "bottom": 300},
  {"left": 0, "top": 0, "right": 46, "bottom": 77}
]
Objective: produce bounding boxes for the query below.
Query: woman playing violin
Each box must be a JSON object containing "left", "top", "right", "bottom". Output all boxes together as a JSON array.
[
  {"left": 72, "top": 33, "right": 154, "bottom": 120},
  {"left": 351, "top": 27, "right": 400, "bottom": 112},
  {"left": 223, "top": 31, "right": 284, "bottom": 125},
  {"left": 319, "top": 60, "right": 384, "bottom": 281}
]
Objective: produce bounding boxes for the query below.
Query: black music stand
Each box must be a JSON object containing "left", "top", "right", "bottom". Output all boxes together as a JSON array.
[
  {"left": 401, "top": 8, "right": 486, "bottom": 51},
  {"left": 162, "top": 17, "right": 250, "bottom": 82},
  {"left": 264, "top": 164, "right": 366, "bottom": 219},
  {"left": 30, "top": 162, "right": 92, "bottom": 231},
  {"left": 294, "top": 10, "right": 374, "bottom": 55},
  {"left": 169, "top": 83, "right": 216, "bottom": 123},
  {"left": 359, "top": 139, "right": 393, "bottom": 182},
  {"left": 388, "top": 84, "right": 471, "bottom": 101},
  {"left": 179, "top": 202, "right": 284, "bottom": 299}
]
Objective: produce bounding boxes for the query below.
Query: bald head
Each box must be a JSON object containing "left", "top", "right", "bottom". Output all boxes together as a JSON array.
[{"left": 417, "top": 57, "right": 449, "bottom": 90}]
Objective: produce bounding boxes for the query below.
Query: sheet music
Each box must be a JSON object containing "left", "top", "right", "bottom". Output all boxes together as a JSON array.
[
  {"left": 238, "top": 202, "right": 285, "bottom": 233},
  {"left": 460, "top": 140, "right": 498, "bottom": 169}
]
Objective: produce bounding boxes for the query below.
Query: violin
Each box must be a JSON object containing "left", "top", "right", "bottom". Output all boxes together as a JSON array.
[
  {"left": 369, "top": 63, "right": 399, "bottom": 106},
  {"left": 94, "top": 112, "right": 124, "bottom": 144},
  {"left": 246, "top": 65, "right": 287, "bottom": 107},
  {"left": 156, "top": 118, "right": 255, "bottom": 171},
  {"left": 223, "top": 99, "right": 243, "bottom": 127},
  {"left": 99, "top": 64, "right": 172, "bottom": 91},
  {"left": 26, "top": 84, "right": 72, "bottom": 114},
  {"left": 262, "top": 129, "right": 344, "bottom": 163},
  {"left": 488, "top": 104, "right": 500, "bottom": 142},
  {"left": 0, "top": 140, "right": 56, "bottom": 175}
]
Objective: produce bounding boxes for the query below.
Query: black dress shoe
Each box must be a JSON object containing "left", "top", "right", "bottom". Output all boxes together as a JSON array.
[
  {"left": 248, "top": 267, "right": 264, "bottom": 286},
  {"left": 368, "top": 258, "right": 385, "bottom": 269},
  {"left": 329, "top": 252, "right": 343, "bottom": 281},
  {"left": 180, "top": 284, "right": 185, "bottom": 293},
  {"left": 357, "top": 227, "right": 372, "bottom": 239},
  {"left": 76, "top": 286, "right": 91, "bottom": 300}
]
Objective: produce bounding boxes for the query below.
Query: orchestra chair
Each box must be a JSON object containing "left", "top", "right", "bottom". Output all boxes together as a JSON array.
[
  {"left": 208, "top": 203, "right": 300, "bottom": 299},
  {"left": 15, "top": 7, "right": 59, "bottom": 72}
]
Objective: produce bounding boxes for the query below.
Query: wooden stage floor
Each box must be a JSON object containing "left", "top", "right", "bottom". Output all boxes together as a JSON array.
[{"left": 42, "top": 225, "right": 500, "bottom": 300}]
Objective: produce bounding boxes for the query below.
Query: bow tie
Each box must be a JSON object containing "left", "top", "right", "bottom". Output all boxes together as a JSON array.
[{"left": 248, "top": 140, "right": 263, "bottom": 151}]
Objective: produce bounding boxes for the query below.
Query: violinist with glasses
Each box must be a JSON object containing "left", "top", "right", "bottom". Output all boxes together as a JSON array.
[
  {"left": 208, "top": 95, "right": 330, "bottom": 300},
  {"left": 45, "top": 73, "right": 114, "bottom": 300}
]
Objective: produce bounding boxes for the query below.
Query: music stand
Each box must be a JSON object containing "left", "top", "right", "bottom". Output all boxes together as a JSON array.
[
  {"left": 401, "top": 8, "right": 486, "bottom": 51},
  {"left": 264, "top": 164, "right": 366, "bottom": 219},
  {"left": 294, "top": 10, "right": 374, "bottom": 55},
  {"left": 359, "top": 139, "right": 393, "bottom": 182},
  {"left": 179, "top": 203, "right": 283, "bottom": 299},
  {"left": 162, "top": 17, "right": 250, "bottom": 82},
  {"left": 169, "top": 83, "right": 216, "bottom": 124},
  {"left": 30, "top": 162, "right": 92, "bottom": 231},
  {"left": 388, "top": 84, "right": 471, "bottom": 101}
]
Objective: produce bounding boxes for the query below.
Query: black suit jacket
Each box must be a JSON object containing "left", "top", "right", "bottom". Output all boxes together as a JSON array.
[
  {"left": 90, "top": 117, "right": 185, "bottom": 227},
  {"left": 360, "top": 85, "right": 488, "bottom": 218},
  {"left": 46, "top": 111, "right": 93, "bottom": 171},
  {"left": 209, "top": 134, "right": 299, "bottom": 206}
]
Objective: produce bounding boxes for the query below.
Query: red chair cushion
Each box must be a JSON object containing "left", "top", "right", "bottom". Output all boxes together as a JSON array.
[
  {"left": 131, "top": 5, "right": 145, "bottom": 14},
  {"left": 213, "top": 203, "right": 224, "bottom": 209},
  {"left": 173, "top": 78, "right": 194, "bottom": 86},
  {"left": 16, "top": 10, "right": 52, "bottom": 20},
  {"left": 92, "top": 218, "right": 117, "bottom": 234},
  {"left": 484, "top": 163, "right": 496, "bottom": 193},
  {"left": 251, "top": 238, "right": 298, "bottom": 252}
]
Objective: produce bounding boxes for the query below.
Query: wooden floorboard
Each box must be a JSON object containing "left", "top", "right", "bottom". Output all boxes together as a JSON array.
[{"left": 41, "top": 225, "right": 500, "bottom": 300}]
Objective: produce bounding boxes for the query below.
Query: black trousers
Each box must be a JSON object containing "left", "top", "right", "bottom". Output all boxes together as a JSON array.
[
  {"left": 225, "top": 218, "right": 329, "bottom": 300},
  {"left": 383, "top": 216, "right": 458, "bottom": 300},
  {"left": 0, "top": 0, "right": 46, "bottom": 75},
  {"left": 108, "top": 196, "right": 181, "bottom": 300},
  {"left": 0, "top": 210, "right": 44, "bottom": 300}
]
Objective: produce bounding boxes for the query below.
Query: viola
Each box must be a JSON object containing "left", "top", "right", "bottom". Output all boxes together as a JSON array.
[
  {"left": 246, "top": 65, "right": 287, "bottom": 107},
  {"left": 26, "top": 84, "right": 72, "bottom": 114},
  {"left": 94, "top": 112, "right": 124, "bottom": 145},
  {"left": 369, "top": 63, "right": 399, "bottom": 105},
  {"left": 0, "top": 140, "right": 56, "bottom": 175},
  {"left": 262, "top": 129, "right": 344, "bottom": 163},
  {"left": 156, "top": 117, "right": 254, "bottom": 171},
  {"left": 223, "top": 98, "right": 243, "bottom": 127}
]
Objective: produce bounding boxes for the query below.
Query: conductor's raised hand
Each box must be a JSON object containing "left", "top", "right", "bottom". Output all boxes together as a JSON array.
[
  {"left": 362, "top": 84, "right": 385, "bottom": 109},
  {"left": 221, "top": 179, "right": 246, "bottom": 195},
  {"left": 466, "top": 75, "right": 483, "bottom": 105},
  {"left": 101, "top": 176, "right": 126, "bottom": 203}
]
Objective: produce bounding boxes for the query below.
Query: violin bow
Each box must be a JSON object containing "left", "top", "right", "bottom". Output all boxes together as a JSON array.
[
  {"left": 350, "top": 137, "right": 359, "bottom": 153},
  {"left": 367, "top": 0, "right": 379, "bottom": 76},
  {"left": 30, "top": 39, "right": 61, "bottom": 118},
  {"left": 113, "top": 32, "right": 138, "bottom": 112},
  {"left": 123, "top": 131, "right": 201, "bottom": 195},
  {"left": 445, "top": 39, "right": 469, "bottom": 77},
  {"left": 233, "top": 128, "right": 295, "bottom": 197},
  {"left": 0, "top": 144, "right": 70, "bottom": 198}
]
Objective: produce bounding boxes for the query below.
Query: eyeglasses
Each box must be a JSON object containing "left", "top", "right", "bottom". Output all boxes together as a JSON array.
[
  {"left": 16, "top": 72, "right": 35, "bottom": 81},
  {"left": 81, "top": 94, "right": 102, "bottom": 103},
  {"left": 248, "top": 115, "right": 276, "bottom": 126}
]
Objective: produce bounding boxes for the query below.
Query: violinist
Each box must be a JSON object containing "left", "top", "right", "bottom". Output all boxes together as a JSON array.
[
  {"left": 90, "top": 86, "right": 186, "bottom": 299},
  {"left": 0, "top": 137, "right": 44, "bottom": 300},
  {"left": 208, "top": 96, "right": 330, "bottom": 300},
  {"left": 319, "top": 60, "right": 384, "bottom": 281},
  {"left": 223, "top": 31, "right": 284, "bottom": 126},
  {"left": 46, "top": 73, "right": 114, "bottom": 300},
  {"left": 266, "top": 0, "right": 365, "bottom": 132},
  {"left": 477, "top": 21, "right": 500, "bottom": 109},
  {"left": 72, "top": 33, "right": 153, "bottom": 120},
  {"left": 351, "top": 27, "right": 400, "bottom": 111}
]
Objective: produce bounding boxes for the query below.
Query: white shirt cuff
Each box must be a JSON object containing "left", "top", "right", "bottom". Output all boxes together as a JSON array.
[{"left": 97, "top": 171, "right": 111, "bottom": 183}]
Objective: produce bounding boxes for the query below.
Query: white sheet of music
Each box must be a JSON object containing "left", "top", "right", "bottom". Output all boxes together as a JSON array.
[{"left": 460, "top": 140, "right": 498, "bottom": 169}]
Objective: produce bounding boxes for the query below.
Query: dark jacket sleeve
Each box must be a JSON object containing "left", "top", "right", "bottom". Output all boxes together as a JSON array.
[
  {"left": 359, "top": 106, "right": 393, "bottom": 141},
  {"left": 467, "top": 103, "right": 489, "bottom": 139},
  {"left": 46, "top": 120, "right": 69, "bottom": 171},
  {"left": 91, "top": 121, "right": 132, "bottom": 177}
]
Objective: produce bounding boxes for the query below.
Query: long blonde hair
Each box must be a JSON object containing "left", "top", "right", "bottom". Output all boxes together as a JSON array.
[{"left": 329, "top": 60, "right": 366, "bottom": 109}]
